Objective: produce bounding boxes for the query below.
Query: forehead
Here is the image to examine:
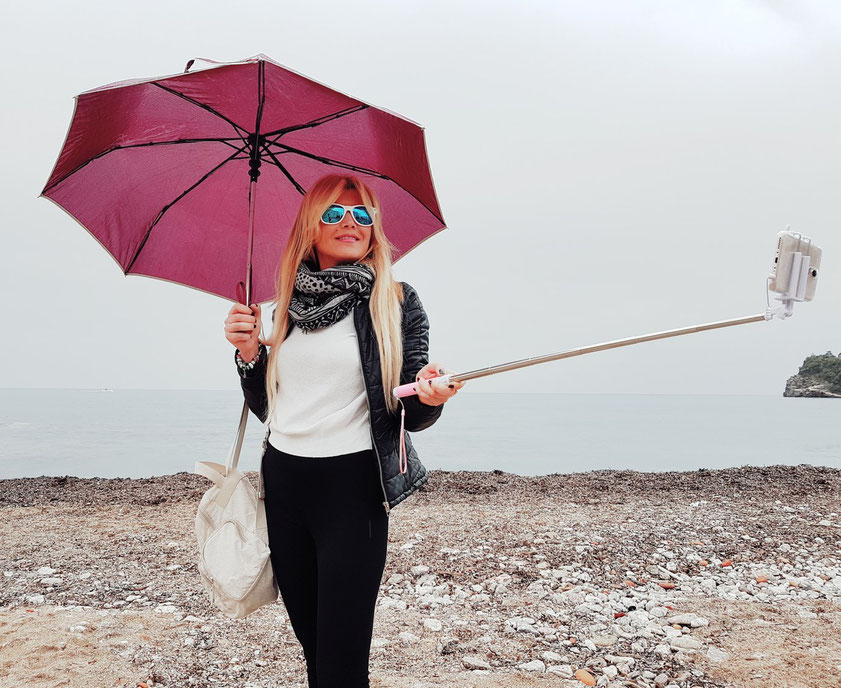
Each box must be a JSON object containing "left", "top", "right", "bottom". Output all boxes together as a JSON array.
[{"left": 333, "top": 187, "right": 365, "bottom": 205}]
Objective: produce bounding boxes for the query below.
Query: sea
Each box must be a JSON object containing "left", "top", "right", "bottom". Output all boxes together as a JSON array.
[{"left": 0, "top": 389, "right": 839, "bottom": 480}]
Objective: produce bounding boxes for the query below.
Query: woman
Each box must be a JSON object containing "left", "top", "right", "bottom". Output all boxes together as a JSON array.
[{"left": 222, "top": 173, "right": 464, "bottom": 688}]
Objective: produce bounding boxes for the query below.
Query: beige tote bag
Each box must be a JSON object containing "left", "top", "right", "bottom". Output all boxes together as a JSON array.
[{"left": 194, "top": 400, "right": 278, "bottom": 619}]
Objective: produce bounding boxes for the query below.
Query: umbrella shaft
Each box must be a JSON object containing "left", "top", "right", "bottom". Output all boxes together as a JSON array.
[
  {"left": 448, "top": 313, "right": 768, "bottom": 383},
  {"left": 245, "top": 179, "right": 257, "bottom": 305}
]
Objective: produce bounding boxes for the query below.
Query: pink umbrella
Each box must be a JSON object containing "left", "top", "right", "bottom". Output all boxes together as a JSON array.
[{"left": 40, "top": 54, "right": 446, "bottom": 305}]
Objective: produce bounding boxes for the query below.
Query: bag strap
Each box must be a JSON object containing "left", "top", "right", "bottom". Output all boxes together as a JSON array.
[
  {"left": 223, "top": 398, "right": 271, "bottom": 501},
  {"left": 256, "top": 497, "right": 268, "bottom": 531},
  {"left": 194, "top": 461, "right": 227, "bottom": 488},
  {"left": 225, "top": 400, "right": 249, "bottom": 474},
  {"left": 192, "top": 396, "right": 271, "bottom": 498}
]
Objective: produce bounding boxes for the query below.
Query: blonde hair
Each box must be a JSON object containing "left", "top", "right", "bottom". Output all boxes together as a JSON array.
[{"left": 262, "top": 174, "right": 405, "bottom": 423}]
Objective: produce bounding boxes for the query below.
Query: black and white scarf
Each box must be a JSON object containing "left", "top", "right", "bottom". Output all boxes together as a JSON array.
[{"left": 287, "top": 259, "right": 375, "bottom": 333}]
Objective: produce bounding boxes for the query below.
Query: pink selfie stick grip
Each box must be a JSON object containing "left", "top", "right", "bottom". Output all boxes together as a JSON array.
[{"left": 393, "top": 374, "right": 451, "bottom": 398}]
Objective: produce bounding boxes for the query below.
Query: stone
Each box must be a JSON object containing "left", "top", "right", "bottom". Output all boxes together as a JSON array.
[
  {"left": 670, "top": 636, "right": 703, "bottom": 650},
  {"left": 666, "top": 612, "right": 709, "bottom": 628},
  {"left": 437, "top": 637, "right": 459, "bottom": 655},
  {"left": 706, "top": 647, "right": 730, "bottom": 663},
  {"left": 379, "top": 597, "right": 407, "bottom": 611},
  {"left": 547, "top": 664, "right": 574, "bottom": 678},
  {"left": 398, "top": 631, "right": 420, "bottom": 645},
  {"left": 654, "top": 643, "right": 672, "bottom": 656},
  {"left": 462, "top": 654, "right": 491, "bottom": 671},
  {"left": 505, "top": 616, "right": 537, "bottom": 633},
  {"left": 604, "top": 654, "right": 636, "bottom": 666},
  {"left": 517, "top": 659, "right": 546, "bottom": 672}
]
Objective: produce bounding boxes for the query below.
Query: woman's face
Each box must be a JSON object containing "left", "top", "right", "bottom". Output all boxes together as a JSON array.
[{"left": 312, "top": 188, "right": 373, "bottom": 270}]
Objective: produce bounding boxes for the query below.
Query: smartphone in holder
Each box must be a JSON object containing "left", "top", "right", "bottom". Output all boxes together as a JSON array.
[{"left": 769, "top": 230, "right": 822, "bottom": 301}]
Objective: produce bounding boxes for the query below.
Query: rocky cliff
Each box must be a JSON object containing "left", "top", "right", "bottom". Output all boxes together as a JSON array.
[{"left": 784, "top": 351, "right": 841, "bottom": 397}]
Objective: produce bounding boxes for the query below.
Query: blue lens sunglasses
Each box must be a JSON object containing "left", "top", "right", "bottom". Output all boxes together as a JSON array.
[{"left": 321, "top": 204, "right": 377, "bottom": 226}]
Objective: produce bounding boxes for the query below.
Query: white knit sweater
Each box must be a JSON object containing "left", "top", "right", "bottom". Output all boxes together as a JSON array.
[{"left": 267, "top": 307, "right": 373, "bottom": 457}]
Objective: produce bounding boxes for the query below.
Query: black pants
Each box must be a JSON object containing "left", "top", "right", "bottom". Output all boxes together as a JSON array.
[{"left": 261, "top": 441, "right": 390, "bottom": 688}]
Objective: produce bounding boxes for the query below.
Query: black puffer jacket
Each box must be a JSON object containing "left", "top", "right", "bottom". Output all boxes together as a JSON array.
[{"left": 236, "top": 282, "right": 443, "bottom": 514}]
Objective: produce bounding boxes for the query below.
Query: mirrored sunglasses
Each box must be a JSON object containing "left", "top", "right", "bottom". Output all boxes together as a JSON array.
[{"left": 321, "top": 204, "right": 377, "bottom": 226}]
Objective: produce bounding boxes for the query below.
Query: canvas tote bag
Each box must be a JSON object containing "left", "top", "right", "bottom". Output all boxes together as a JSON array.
[{"left": 194, "top": 399, "right": 278, "bottom": 619}]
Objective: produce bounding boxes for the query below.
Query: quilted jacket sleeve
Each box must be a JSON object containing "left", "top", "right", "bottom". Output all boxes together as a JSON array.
[
  {"left": 236, "top": 344, "right": 269, "bottom": 424},
  {"left": 398, "top": 282, "right": 444, "bottom": 432}
]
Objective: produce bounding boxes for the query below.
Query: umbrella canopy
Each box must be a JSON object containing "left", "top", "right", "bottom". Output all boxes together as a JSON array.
[{"left": 40, "top": 54, "right": 446, "bottom": 304}]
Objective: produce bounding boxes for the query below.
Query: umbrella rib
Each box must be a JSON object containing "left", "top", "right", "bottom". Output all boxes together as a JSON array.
[
  {"left": 264, "top": 141, "right": 446, "bottom": 226},
  {"left": 121, "top": 137, "right": 244, "bottom": 148},
  {"left": 267, "top": 141, "right": 389, "bottom": 179},
  {"left": 262, "top": 104, "right": 368, "bottom": 140},
  {"left": 254, "top": 60, "right": 266, "bottom": 135},
  {"left": 152, "top": 82, "right": 250, "bottom": 140},
  {"left": 42, "top": 139, "right": 246, "bottom": 195},
  {"left": 125, "top": 146, "right": 246, "bottom": 273},
  {"left": 261, "top": 145, "right": 306, "bottom": 195}
]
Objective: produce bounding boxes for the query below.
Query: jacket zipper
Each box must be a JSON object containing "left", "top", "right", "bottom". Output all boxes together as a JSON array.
[
  {"left": 354, "top": 311, "right": 391, "bottom": 515},
  {"left": 259, "top": 428, "right": 269, "bottom": 498}
]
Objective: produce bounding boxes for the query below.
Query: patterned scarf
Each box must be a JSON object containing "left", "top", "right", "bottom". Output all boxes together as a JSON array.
[{"left": 288, "top": 259, "right": 375, "bottom": 332}]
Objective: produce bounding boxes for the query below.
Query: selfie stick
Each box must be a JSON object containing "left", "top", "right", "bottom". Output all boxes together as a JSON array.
[{"left": 392, "top": 232, "right": 821, "bottom": 398}]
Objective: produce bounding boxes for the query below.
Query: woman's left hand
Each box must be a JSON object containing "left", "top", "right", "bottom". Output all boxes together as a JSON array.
[{"left": 415, "top": 362, "right": 465, "bottom": 406}]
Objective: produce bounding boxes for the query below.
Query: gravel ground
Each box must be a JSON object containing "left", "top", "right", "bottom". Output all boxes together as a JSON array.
[{"left": 1, "top": 464, "right": 840, "bottom": 688}]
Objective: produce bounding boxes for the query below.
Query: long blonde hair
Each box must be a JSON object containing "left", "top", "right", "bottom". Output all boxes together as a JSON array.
[{"left": 262, "top": 174, "right": 405, "bottom": 423}]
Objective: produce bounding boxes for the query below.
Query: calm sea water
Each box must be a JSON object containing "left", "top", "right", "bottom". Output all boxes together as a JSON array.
[{"left": 0, "top": 389, "right": 838, "bottom": 479}]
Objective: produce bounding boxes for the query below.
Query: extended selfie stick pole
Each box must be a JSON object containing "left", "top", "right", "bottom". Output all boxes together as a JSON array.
[
  {"left": 392, "top": 232, "right": 821, "bottom": 399},
  {"left": 393, "top": 314, "right": 766, "bottom": 397}
]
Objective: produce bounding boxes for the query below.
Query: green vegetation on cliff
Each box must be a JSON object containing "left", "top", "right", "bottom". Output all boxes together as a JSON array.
[{"left": 797, "top": 351, "right": 841, "bottom": 394}]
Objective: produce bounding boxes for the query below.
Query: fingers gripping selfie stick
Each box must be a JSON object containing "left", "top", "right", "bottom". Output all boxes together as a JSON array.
[{"left": 392, "top": 230, "right": 823, "bottom": 398}]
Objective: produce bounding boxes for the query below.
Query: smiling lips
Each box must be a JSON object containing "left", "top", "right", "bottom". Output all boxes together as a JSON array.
[{"left": 336, "top": 234, "right": 360, "bottom": 242}]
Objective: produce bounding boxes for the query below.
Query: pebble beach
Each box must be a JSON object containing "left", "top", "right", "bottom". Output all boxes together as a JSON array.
[{"left": 1, "top": 464, "right": 840, "bottom": 688}]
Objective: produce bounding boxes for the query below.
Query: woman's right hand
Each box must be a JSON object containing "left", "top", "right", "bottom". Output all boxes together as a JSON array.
[{"left": 224, "top": 303, "right": 269, "bottom": 362}]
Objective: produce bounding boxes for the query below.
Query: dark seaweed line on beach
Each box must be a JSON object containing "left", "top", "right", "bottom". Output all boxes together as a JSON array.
[{"left": 1, "top": 464, "right": 839, "bottom": 508}]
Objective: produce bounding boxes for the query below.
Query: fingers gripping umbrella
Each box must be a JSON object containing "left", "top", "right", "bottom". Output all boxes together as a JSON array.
[{"left": 39, "top": 54, "right": 446, "bottom": 306}]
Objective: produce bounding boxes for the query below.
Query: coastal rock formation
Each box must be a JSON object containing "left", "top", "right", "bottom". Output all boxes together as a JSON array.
[
  {"left": 784, "top": 351, "right": 841, "bottom": 397},
  {"left": 784, "top": 375, "right": 841, "bottom": 398}
]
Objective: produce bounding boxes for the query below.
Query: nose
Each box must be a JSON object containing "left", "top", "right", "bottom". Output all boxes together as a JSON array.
[{"left": 342, "top": 210, "right": 356, "bottom": 226}]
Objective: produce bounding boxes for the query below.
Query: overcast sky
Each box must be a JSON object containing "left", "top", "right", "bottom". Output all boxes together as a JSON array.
[{"left": 1, "top": 0, "right": 838, "bottom": 395}]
